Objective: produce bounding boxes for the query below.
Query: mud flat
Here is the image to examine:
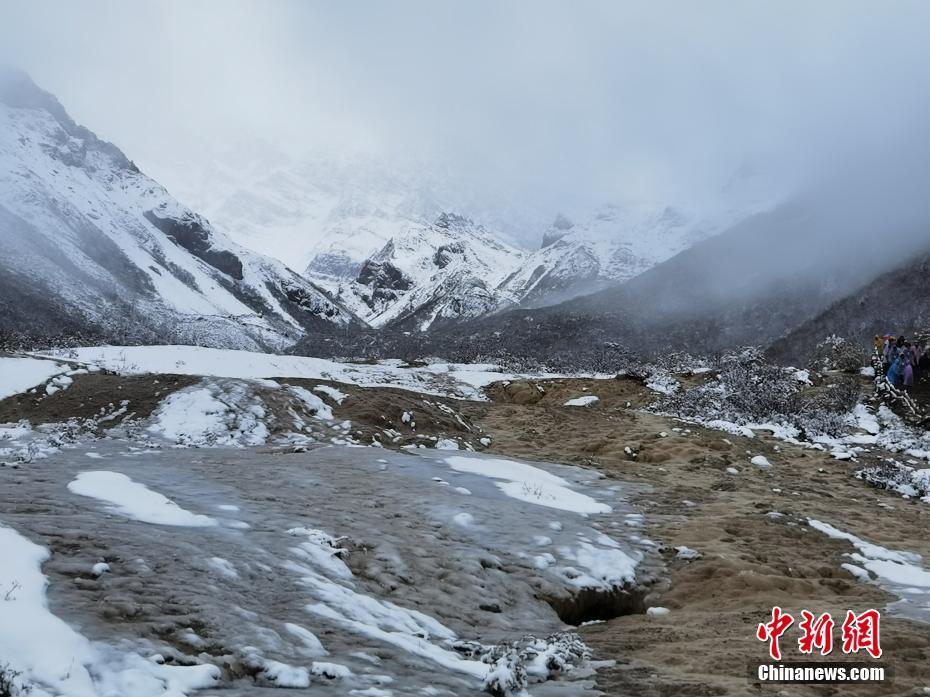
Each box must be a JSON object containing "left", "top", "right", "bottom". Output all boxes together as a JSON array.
[{"left": 0, "top": 437, "right": 654, "bottom": 695}]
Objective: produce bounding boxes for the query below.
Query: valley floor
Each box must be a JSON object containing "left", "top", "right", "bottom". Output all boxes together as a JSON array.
[
  {"left": 2, "top": 350, "right": 930, "bottom": 695},
  {"left": 463, "top": 378, "right": 930, "bottom": 696}
]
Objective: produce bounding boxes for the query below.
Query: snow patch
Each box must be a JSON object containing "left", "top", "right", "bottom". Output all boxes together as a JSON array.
[
  {"left": 68, "top": 471, "right": 219, "bottom": 527},
  {"left": 445, "top": 455, "right": 611, "bottom": 515},
  {"left": 564, "top": 396, "right": 599, "bottom": 407},
  {"left": 0, "top": 522, "right": 220, "bottom": 696}
]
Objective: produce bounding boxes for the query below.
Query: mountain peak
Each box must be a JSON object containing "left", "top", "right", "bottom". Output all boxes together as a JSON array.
[
  {"left": 1, "top": 66, "right": 135, "bottom": 172},
  {"left": 433, "top": 212, "right": 473, "bottom": 229},
  {"left": 542, "top": 214, "right": 575, "bottom": 247}
]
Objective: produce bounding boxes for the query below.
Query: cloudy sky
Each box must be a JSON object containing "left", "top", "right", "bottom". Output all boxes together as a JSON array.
[{"left": 3, "top": 1, "right": 930, "bottom": 229}]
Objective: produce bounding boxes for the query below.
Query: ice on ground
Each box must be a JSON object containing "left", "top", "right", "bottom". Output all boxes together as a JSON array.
[
  {"left": 148, "top": 382, "right": 271, "bottom": 447},
  {"left": 287, "top": 527, "right": 352, "bottom": 579},
  {"left": 647, "top": 607, "right": 671, "bottom": 617},
  {"left": 808, "top": 518, "right": 930, "bottom": 621},
  {"left": 0, "top": 356, "right": 69, "bottom": 400},
  {"left": 645, "top": 373, "right": 679, "bottom": 395},
  {"left": 46, "top": 346, "right": 559, "bottom": 401},
  {"left": 554, "top": 538, "right": 639, "bottom": 589},
  {"left": 0, "top": 522, "right": 219, "bottom": 696},
  {"left": 244, "top": 654, "right": 310, "bottom": 688},
  {"left": 444, "top": 455, "right": 611, "bottom": 515},
  {"left": 45, "top": 373, "right": 73, "bottom": 395},
  {"left": 750, "top": 455, "right": 772, "bottom": 469},
  {"left": 287, "top": 554, "right": 488, "bottom": 680},
  {"left": 0, "top": 422, "right": 32, "bottom": 441},
  {"left": 68, "top": 471, "right": 219, "bottom": 527},
  {"left": 452, "top": 512, "right": 474, "bottom": 527},
  {"left": 284, "top": 623, "right": 328, "bottom": 657},
  {"left": 854, "top": 404, "right": 881, "bottom": 435},
  {"left": 808, "top": 519, "right": 921, "bottom": 566},
  {"left": 207, "top": 557, "right": 239, "bottom": 579},
  {"left": 564, "top": 395, "right": 599, "bottom": 407},
  {"left": 287, "top": 385, "right": 334, "bottom": 420},
  {"left": 314, "top": 384, "right": 348, "bottom": 404},
  {"left": 704, "top": 420, "right": 756, "bottom": 438}
]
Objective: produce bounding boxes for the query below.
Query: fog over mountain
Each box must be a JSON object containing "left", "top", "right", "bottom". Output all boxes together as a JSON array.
[
  {"left": 5, "top": 0, "right": 930, "bottom": 252},
  {"left": 3, "top": 0, "right": 930, "bottom": 359}
]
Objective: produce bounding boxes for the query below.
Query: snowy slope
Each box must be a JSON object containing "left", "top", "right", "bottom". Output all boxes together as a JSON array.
[
  {"left": 184, "top": 152, "right": 436, "bottom": 278},
  {"left": 167, "top": 147, "right": 546, "bottom": 283},
  {"left": 313, "top": 213, "right": 526, "bottom": 330},
  {"left": 0, "top": 69, "right": 355, "bottom": 349},
  {"left": 497, "top": 203, "right": 747, "bottom": 307},
  {"left": 308, "top": 203, "right": 761, "bottom": 331}
]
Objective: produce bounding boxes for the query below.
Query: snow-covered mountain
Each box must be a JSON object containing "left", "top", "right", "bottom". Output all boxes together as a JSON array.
[
  {"left": 497, "top": 203, "right": 744, "bottom": 307},
  {"left": 163, "top": 141, "right": 774, "bottom": 332},
  {"left": 0, "top": 69, "right": 355, "bottom": 349},
  {"left": 163, "top": 145, "right": 547, "bottom": 283},
  {"left": 305, "top": 202, "right": 763, "bottom": 331},
  {"left": 312, "top": 213, "right": 525, "bottom": 330}
]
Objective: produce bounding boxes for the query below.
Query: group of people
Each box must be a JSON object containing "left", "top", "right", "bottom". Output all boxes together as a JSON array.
[{"left": 875, "top": 334, "right": 930, "bottom": 390}]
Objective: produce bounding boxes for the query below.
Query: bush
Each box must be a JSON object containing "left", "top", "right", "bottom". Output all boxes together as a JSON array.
[
  {"left": 789, "top": 376, "right": 861, "bottom": 437},
  {"left": 0, "top": 664, "right": 28, "bottom": 697},
  {"left": 808, "top": 335, "right": 866, "bottom": 373},
  {"left": 654, "top": 348, "right": 861, "bottom": 438}
]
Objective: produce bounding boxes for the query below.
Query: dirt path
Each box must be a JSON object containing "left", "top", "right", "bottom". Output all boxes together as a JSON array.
[{"left": 462, "top": 377, "right": 930, "bottom": 696}]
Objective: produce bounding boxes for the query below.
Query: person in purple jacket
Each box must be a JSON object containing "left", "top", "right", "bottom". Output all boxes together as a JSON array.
[{"left": 903, "top": 344, "right": 915, "bottom": 388}]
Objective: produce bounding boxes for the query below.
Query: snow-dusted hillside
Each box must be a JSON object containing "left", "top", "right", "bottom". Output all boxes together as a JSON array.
[
  {"left": 305, "top": 202, "right": 765, "bottom": 331},
  {"left": 166, "top": 146, "right": 547, "bottom": 284},
  {"left": 497, "top": 204, "right": 742, "bottom": 307},
  {"left": 312, "top": 213, "right": 526, "bottom": 330},
  {"left": 0, "top": 70, "right": 355, "bottom": 349}
]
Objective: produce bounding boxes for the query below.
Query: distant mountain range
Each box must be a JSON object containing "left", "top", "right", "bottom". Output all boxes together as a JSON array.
[
  {"left": 294, "top": 200, "right": 930, "bottom": 369},
  {"left": 8, "top": 69, "right": 922, "bottom": 367},
  {"left": 168, "top": 141, "right": 766, "bottom": 330},
  {"left": 0, "top": 69, "right": 356, "bottom": 350}
]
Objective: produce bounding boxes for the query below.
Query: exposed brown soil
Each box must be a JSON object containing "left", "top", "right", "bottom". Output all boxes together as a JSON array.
[
  {"left": 463, "top": 377, "right": 930, "bottom": 696},
  {"left": 0, "top": 373, "right": 198, "bottom": 425},
  {"left": 283, "top": 378, "right": 488, "bottom": 449}
]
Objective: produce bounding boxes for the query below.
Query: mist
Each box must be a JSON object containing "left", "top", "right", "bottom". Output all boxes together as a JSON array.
[{"left": 3, "top": 0, "right": 930, "bottom": 247}]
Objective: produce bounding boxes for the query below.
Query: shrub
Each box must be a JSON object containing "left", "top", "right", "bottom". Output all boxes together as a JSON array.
[
  {"left": 808, "top": 335, "right": 866, "bottom": 373},
  {"left": 0, "top": 664, "right": 29, "bottom": 697},
  {"left": 654, "top": 348, "right": 861, "bottom": 438}
]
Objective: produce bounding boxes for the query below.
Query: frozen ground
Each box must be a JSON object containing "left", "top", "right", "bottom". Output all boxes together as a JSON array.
[
  {"left": 37, "top": 346, "right": 563, "bottom": 401},
  {"left": 0, "top": 439, "right": 652, "bottom": 696}
]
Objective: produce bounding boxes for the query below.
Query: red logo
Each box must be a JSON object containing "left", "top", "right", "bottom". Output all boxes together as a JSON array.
[
  {"left": 841, "top": 609, "right": 882, "bottom": 659},
  {"left": 757, "top": 606, "right": 794, "bottom": 660},
  {"left": 798, "top": 610, "right": 834, "bottom": 655},
  {"left": 757, "top": 608, "right": 881, "bottom": 659}
]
